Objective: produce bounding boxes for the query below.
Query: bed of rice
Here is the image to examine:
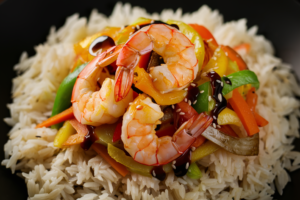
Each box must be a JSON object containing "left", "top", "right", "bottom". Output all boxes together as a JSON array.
[{"left": 2, "top": 2, "right": 300, "bottom": 200}]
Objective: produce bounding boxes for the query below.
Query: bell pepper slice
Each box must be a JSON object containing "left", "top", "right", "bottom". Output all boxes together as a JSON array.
[
  {"left": 133, "top": 67, "right": 187, "bottom": 105},
  {"left": 192, "top": 82, "right": 211, "bottom": 114},
  {"left": 94, "top": 123, "right": 123, "bottom": 149},
  {"left": 225, "top": 59, "right": 239, "bottom": 75},
  {"left": 112, "top": 121, "right": 123, "bottom": 142},
  {"left": 191, "top": 141, "right": 220, "bottom": 163},
  {"left": 188, "top": 24, "right": 218, "bottom": 47},
  {"left": 166, "top": 20, "right": 205, "bottom": 71},
  {"left": 217, "top": 107, "right": 242, "bottom": 127},
  {"left": 107, "top": 143, "right": 153, "bottom": 177},
  {"left": 202, "top": 48, "right": 228, "bottom": 78},
  {"left": 228, "top": 89, "right": 259, "bottom": 136},
  {"left": 221, "top": 70, "right": 260, "bottom": 95},
  {"left": 220, "top": 45, "right": 248, "bottom": 70},
  {"left": 51, "top": 63, "right": 88, "bottom": 129},
  {"left": 53, "top": 120, "right": 77, "bottom": 148}
]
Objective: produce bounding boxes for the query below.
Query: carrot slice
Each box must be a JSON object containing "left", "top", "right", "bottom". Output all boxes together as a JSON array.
[
  {"left": 36, "top": 107, "right": 74, "bottom": 128},
  {"left": 220, "top": 45, "right": 248, "bottom": 70},
  {"left": 189, "top": 24, "right": 218, "bottom": 46},
  {"left": 92, "top": 143, "right": 129, "bottom": 177},
  {"left": 234, "top": 43, "right": 251, "bottom": 54},
  {"left": 228, "top": 89, "right": 259, "bottom": 136},
  {"left": 246, "top": 87, "right": 269, "bottom": 127}
]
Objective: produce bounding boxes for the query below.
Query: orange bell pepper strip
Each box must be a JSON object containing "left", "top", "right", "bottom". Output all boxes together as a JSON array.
[
  {"left": 189, "top": 24, "right": 218, "bottom": 47},
  {"left": 228, "top": 89, "right": 259, "bottom": 136},
  {"left": 133, "top": 67, "right": 187, "bottom": 105},
  {"left": 36, "top": 107, "right": 74, "bottom": 128},
  {"left": 220, "top": 45, "right": 248, "bottom": 70},
  {"left": 246, "top": 87, "right": 269, "bottom": 127},
  {"left": 92, "top": 143, "right": 129, "bottom": 177}
]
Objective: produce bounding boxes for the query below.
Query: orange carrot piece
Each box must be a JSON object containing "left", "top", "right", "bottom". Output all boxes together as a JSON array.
[
  {"left": 189, "top": 24, "right": 218, "bottom": 46},
  {"left": 246, "top": 87, "right": 269, "bottom": 127},
  {"left": 233, "top": 43, "right": 251, "bottom": 54},
  {"left": 220, "top": 45, "right": 248, "bottom": 70},
  {"left": 228, "top": 89, "right": 259, "bottom": 136},
  {"left": 218, "top": 125, "right": 238, "bottom": 137},
  {"left": 92, "top": 143, "right": 129, "bottom": 177},
  {"left": 36, "top": 107, "right": 74, "bottom": 128}
]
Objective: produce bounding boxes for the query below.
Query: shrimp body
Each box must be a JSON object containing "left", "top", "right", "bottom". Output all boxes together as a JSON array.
[
  {"left": 115, "top": 24, "right": 198, "bottom": 102},
  {"left": 122, "top": 94, "right": 212, "bottom": 166},
  {"left": 72, "top": 45, "right": 133, "bottom": 126}
]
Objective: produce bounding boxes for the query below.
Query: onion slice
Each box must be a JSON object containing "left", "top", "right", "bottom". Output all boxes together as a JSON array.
[{"left": 201, "top": 126, "right": 259, "bottom": 156}]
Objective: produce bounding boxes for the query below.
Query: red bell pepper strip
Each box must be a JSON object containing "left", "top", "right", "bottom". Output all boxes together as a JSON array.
[
  {"left": 220, "top": 45, "right": 248, "bottom": 70},
  {"left": 112, "top": 121, "right": 123, "bottom": 142},
  {"left": 246, "top": 87, "right": 269, "bottom": 127},
  {"left": 228, "top": 89, "right": 259, "bottom": 136},
  {"left": 189, "top": 24, "right": 218, "bottom": 46}
]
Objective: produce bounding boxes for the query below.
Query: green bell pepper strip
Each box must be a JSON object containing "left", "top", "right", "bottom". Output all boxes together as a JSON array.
[
  {"left": 166, "top": 20, "right": 205, "bottom": 72},
  {"left": 192, "top": 82, "right": 211, "bottom": 114},
  {"left": 51, "top": 63, "right": 88, "bottom": 129},
  {"left": 221, "top": 70, "right": 260, "bottom": 95},
  {"left": 187, "top": 162, "right": 202, "bottom": 179}
]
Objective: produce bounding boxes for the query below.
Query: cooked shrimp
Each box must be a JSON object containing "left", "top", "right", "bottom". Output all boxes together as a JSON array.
[
  {"left": 114, "top": 24, "right": 198, "bottom": 102},
  {"left": 72, "top": 45, "right": 133, "bottom": 126},
  {"left": 121, "top": 94, "right": 212, "bottom": 166}
]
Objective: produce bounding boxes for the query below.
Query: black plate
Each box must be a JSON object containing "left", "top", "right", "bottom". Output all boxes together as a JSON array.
[{"left": 0, "top": 0, "right": 299, "bottom": 199}]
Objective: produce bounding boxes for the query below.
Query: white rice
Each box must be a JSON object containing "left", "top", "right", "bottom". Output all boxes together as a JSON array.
[{"left": 2, "top": 2, "right": 300, "bottom": 200}]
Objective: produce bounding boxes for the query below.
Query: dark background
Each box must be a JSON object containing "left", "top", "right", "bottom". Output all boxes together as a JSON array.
[{"left": 0, "top": 0, "right": 300, "bottom": 199}]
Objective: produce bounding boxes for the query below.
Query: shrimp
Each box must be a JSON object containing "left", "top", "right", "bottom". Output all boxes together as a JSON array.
[
  {"left": 121, "top": 94, "right": 212, "bottom": 166},
  {"left": 72, "top": 45, "right": 133, "bottom": 126},
  {"left": 114, "top": 24, "right": 198, "bottom": 102}
]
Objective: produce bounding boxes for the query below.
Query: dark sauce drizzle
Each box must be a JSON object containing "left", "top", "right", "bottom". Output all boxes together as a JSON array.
[
  {"left": 151, "top": 165, "right": 166, "bottom": 181},
  {"left": 173, "top": 149, "right": 191, "bottom": 177},
  {"left": 131, "top": 20, "right": 179, "bottom": 33},
  {"left": 81, "top": 125, "right": 98, "bottom": 150},
  {"left": 223, "top": 77, "right": 232, "bottom": 85},
  {"left": 207, "top": 71, "right": 227, "bottom": 125},
  {"left": 186, "top": 85, "right": 200, "bottom": 104}
]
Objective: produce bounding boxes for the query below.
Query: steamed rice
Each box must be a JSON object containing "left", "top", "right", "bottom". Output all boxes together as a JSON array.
[{"left": 2, "top": 2, "right": 300, "bottom": 200}]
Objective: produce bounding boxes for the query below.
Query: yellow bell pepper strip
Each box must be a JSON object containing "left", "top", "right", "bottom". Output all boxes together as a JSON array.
[
  {"left": 133, "top": 67, "right": 187, "bottom": 105},
  {"left": 166, "top": 20, "right": 205, "bottom": 72},
  {"left": 36, "top": 107, "right": 74, "bottom": 129},
  {"left": 51, "top": 63, "right": 88, "bottom": 129},
  {"left": 93, "top": 143, "right": 129, "bottom": 177},
  {"left": 115, "top": 18, "right": 152, "bottom": 45},
  {"left": 107, "top": 143, "right": 152, "bottom": 177},
  {"left": 54, "top": 121, "right": 77, "bottom": 148},
  {"left": 191, "top": 141, "right": 220, "bottom": 163},
  {"left": 202, "top": 47, "right": 228, "bottom": 79},
  {"left": 246, "top": 87, "right": 269, "bottom": 127},
  {"left": 186, "top": 162, "right": 202, "bottom": 179},
  {"left": 217, "top": 107, "right": 242, "bottom": 127},
  {"left": 220, "top": 45, "right": 248, "bottom": 70},
  {"left": 228, "top": 89, "right": 259, "bottom": 136},
  {"left": 73, "top": 27, "right": 121, "bottom": 66},
  {"left": 221, "top": 70, "right": 260, "bottom": 95},
  {"left": 225, "top": 59, "right": 239, "bottom": 75}
]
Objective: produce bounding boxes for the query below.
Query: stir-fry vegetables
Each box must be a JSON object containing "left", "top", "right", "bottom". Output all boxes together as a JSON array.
[{"left": 35, "top": 18, "right": 270, "bottom": 180}]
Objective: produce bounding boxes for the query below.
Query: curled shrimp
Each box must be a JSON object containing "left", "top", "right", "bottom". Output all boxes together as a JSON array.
[
  {"left": 71, "top": 45, "right": 133, "bottom": 126},
  {"left": 114, "top": 24, "right": 198, "bottom": 102},
  {"left": 121, "top": 94, "right": 212, "bottom": 166}
]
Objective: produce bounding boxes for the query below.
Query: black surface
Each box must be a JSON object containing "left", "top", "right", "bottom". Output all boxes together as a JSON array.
[{"left": 0, "top": 0, "right": 300, "bottom": 199}]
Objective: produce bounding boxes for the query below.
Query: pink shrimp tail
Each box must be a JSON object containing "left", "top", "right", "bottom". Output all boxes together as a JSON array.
[{"left": 114, "top": 67, "right": 135, "bottom": 102}]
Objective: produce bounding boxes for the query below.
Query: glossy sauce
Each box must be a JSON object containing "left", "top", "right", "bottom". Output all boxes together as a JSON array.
[
  {"left": 89, "top": 36, "right": 115, "bottom": 56},
  {"left": 81, "top": 125, "right": 98, "bottom": 150},
  {"left": 207, "top": 71, "right": 227, "bottom": 124},
  {"left": 186, "top": 85, "right": 200, "bottom": 104},
  {"left": 151, "top": 165, "right": 166, "bottom": 181},
  {"left": 173, "top": 149, "right": 191, "bottom": 177}
]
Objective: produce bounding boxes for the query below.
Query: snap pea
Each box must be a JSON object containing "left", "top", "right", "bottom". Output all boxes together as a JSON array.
[
  {"left": 51, "top": 63, "right": 88, "bottom": 129},
  {"left": 221, "top": 70, "right": 259, "bottom": 95}
]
